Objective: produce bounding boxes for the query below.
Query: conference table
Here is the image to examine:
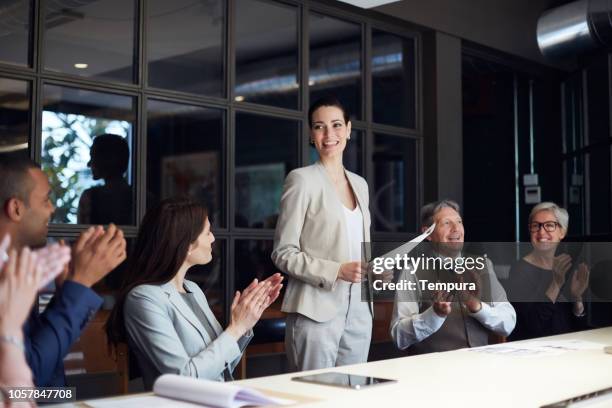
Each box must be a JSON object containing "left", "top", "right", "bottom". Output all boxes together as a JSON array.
[
  {"left": 67, "top": 327, "right": 612, "bottom": 407},
  {"left": 236, "top": 327, "right": 612, "bottom": 408}
]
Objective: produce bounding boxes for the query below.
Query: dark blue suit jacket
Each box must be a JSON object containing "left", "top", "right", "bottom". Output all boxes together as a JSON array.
[{"left": 24, "top": 281, "right": 103, "bottom": 387}]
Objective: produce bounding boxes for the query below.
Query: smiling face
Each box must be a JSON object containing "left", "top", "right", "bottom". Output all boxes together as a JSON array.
[
  {"left": 310, "top": 105, "right": 351, "bottom": 160},
  {"left": 186, "top": 217, "right": 215, "bottom": 266},
  {"left": 20, "top": 168, "right": 55, "bottom": 248},
  {"left": 529, "top": 209, "right": 565, "bottom": 252},
  {"left": 427, "top": 206, "right": 464, "bottom": 256}
]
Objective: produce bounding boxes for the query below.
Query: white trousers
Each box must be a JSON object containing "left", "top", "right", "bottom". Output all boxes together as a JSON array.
[{"left": 285, "top": 283, "right": 372, "bottom": 371}]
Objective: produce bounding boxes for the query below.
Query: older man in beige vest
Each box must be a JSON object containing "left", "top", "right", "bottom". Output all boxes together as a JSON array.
[{"left": 390, "top": 200, "right": 516, "bottom": 354}]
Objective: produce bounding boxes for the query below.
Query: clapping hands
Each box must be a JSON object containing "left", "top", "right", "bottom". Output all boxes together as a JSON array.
[
  {"left": 0, "top": 234, "right": 71, "bottom": 290},
  {"left": 570, "top": 262, "right": 590, "bottom": 300},
  {"left": 56, "top": 224, "right": 127, "bottom": 288},
  {"left": 226, "top": 273, "right": 284, "bottom": 340},
  {"left": 458, "top": 270, "right": 482, "bottom": 313},
  {"left": 432, "top": 290, "right": 453, "bottom": 317},
  {"left": 552, "top": 254, "right": 572, "bottom": 287},
  {"left": 0, "top": 242, "right": 44, "bottom": 338}
]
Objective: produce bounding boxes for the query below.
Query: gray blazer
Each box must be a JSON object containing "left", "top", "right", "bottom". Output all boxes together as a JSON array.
[
  {"left": 124, "top": 280, "right": 251, "bottom": 389},
  {"left": 272, "top": 161, "right": 373, "bottom": 322}
]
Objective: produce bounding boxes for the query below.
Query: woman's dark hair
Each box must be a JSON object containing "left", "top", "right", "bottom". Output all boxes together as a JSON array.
[
  {"left": 105, "top": 197, "right": 208, "bottom": 347},
  {"left": 307, "top": 95, "right": 350, "bottom": 128}
]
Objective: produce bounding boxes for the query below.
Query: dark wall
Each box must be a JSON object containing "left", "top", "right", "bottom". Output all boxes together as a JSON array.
[{"left": 375, "top": 0, "right": 575, "bottom": 71}]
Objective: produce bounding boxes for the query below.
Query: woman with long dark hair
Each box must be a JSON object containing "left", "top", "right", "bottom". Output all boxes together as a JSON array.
[{"left": 106, "top": 197, "right": 282, "bottom": 389}]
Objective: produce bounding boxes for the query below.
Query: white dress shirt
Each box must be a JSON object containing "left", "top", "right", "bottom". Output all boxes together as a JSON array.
[{"left": 390, "top": 258, "right": 516, "bottom": 350}]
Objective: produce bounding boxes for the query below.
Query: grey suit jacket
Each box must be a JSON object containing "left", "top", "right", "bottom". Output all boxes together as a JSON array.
[
  {"left": 272, "top": 161, "right": 373, "bottom": 322},
  {"left": 123, "top": 280, "right": 251, "bottom": 390}
]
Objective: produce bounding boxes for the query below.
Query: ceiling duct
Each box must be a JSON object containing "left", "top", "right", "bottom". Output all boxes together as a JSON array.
[{"left": 537, "top": 0, "right": 612, "bottom": 59}]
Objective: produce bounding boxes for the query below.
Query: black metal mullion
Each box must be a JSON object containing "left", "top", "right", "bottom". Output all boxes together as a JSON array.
[
  {"left": 48, "top": 224, "right": 139, "bottom": 237},
  {"left": 38, "top": 76, "right": 140, "bottom": 98},
  {"left": 226, "top": 238, "right": 235, "bottom": 329},
  {"left": 227, "top": 0, "right": 236, "bottom": 229},
  {"left": 608, "top": 54, "right": 612, "bottom": 233},
  {"left": 30, "top": 0, "right": 44, "bottom": 163},
  {"left": 136, "top": 0, "right": 147, "bottom": 225},
  {"left": 227, "top": 0, "right": 237, "bottom": 321},
  {"left": 37, "top": 71, "right": 141, "bottom": 94},
  {"left": 364, "top": 21, "right": 373, "bottom": 191},
  {"left": 31, "top": 75, "right": 42, "bottom": 163},
  {"left": 29, "top": 0, "right": 39, "bottom": 72},
  {"left": 301, "top": 1, "right": 309, "bottom": 167},
  {"left": 35, "top": 0, "right": 44, "bottom": 75},
  {"left": 414, "top": 32, "right": 423, "bottom": 135},
  {"left": 231, "top": 228, "right": 276, "bottom": 240},
  {"left": 582, "top": 69, "right": 591, "bottom": 236},
  {"left": 415, "top": 32, "right": 424, "bottom": 217},
  {"left": 232, "top": 101, "right": 304, "bottom": 120},
  {"left": 133, "top": 0, "right": 143, "bottom": 88},
  {"left": 136, "top": 90, "right": 147, "bottom": 226}
]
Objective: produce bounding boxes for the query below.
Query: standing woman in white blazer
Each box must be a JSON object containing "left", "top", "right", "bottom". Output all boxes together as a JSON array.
[{"left": 272, "top": 95, "right": 373, "bottom": 371}]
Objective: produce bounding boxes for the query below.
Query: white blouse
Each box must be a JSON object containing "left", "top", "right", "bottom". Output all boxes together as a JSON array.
[{"left": 343, "top": 205, "right": 364, "bottom": 261}]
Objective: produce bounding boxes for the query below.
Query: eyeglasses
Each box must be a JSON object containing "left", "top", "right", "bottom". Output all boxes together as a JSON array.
[{"left": 528, "top": 221, "right": 560, "bottom": 233}]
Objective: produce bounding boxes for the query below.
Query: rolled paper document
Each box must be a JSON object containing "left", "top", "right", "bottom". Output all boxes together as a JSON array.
[{"left": 376, "top": 223, "right": 436, "bottom": 262}]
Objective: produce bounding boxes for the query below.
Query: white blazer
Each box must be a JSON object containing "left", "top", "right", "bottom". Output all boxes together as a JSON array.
[{"left": 272, "top": 161, "right": 373, "bottom": 322}]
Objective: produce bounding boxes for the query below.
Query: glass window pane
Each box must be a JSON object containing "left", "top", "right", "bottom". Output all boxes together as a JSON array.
[
  {"left": 43, "top": 0, "right": 136, "bottom": 83},
  {"left": 147, "top": 100, "right": 225, "bottom": 228},
  {"left": 372, "top": 133, "right": 417, "bottom": 232},
  {"left": 309, "top": 13, "right": 362, "bottom": 120},
  {"left": 41, "top": 85, "right": 136, "bottom": 225},
  {"left": 234, "top": 239, "right": 280, "bottom": 291},
  {"left": 589, "top": 149, "right": 611, "bottom": 234},
  {"left": 235, "top": 113, "right": 299, "bottom": 229},
  {"left": 0, "top": 77, "right": 30, "bottom": 160},
  {"left": 372, "top": 30, "right": 416, "bottom": 128},
  {"left": 562, "top": 73, "right": 585, "bottom": 154},
  {"left": 147, "top": 0, "right": 224, "bottom": 96},
  {"left": 187, "top": 239, "right": 226, "bottom": 324},
  {"left": 586, "top": 54, "right": 610, "bottom": 144},
  {"left": 44, "top": 236, "right": 131, "bottom": 296},
  {"left": 565, "top": 156, "right": 585, "bottom": 236},
  {"left": 308, "top": 129, "right": 363, "bottom": 176},
  {"left": 234, "top": 238, "right": 283, "bottom": 307},
  {"left": 235, "top": 0, "right": 298, "bottom": 109},
  {"left": 0, "top": 0, "right": 31, "bottom": 66},
  {"left": 234, "top": 239, "right": 285, "bottom": 344}
]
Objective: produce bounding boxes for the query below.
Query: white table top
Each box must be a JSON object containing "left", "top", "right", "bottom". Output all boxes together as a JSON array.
[{"left": 236, "top": 327, "right": 612, "bottom": 408}]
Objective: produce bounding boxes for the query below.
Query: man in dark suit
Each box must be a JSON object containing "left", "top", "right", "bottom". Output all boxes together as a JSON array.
[{"left": 0, "top": 158, "right": 126, "bottom": 386}]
